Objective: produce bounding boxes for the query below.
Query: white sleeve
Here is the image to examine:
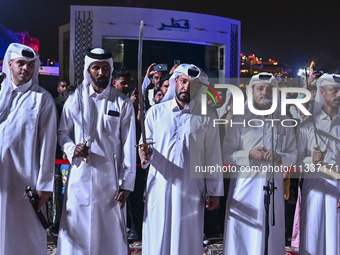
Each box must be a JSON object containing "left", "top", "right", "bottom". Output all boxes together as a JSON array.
[
  {"left": 36, "top": 96, "right": 58, "bottom": 191},
  {"left": 119, "top": 98, "right": 136, "bottom": 191},
  {"left": 223, "top": 117, "right": 250, "bottom": 166},
  {"left": 57, "top": 98, "right": 80, "bottom": 166},
  {"left": 205, "top": 112, "right": 224, "bottom": 196}
]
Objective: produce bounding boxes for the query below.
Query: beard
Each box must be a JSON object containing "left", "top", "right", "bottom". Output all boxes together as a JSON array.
[
  {"left": 59, "top": 90, "right": 67, "bottom": 98},
  {"left": 91, "top": 75, "right": 109, "bottom": 89},
  {"left": 122, "top": 87, "right": 130, "bottom": 95},
  {"left": 176, "top": 91, "right": 190, "bottom": 103}
]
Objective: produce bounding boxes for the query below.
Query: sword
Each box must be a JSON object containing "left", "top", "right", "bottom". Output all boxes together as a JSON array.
[
  {"left": 78, "top": 87, "right": 88, "bottom": 163},
  {"left": 113, "top": 153, "right": 131, "bottom": 255},
  {"left": 25, "top": 186, "right": 58, "bottom": 246},
  {"left": 73, "top": 49, "right": 88, "bottom": 163},
  {"left": 135, "top": 20, "right": 155, "bottom": 160}
]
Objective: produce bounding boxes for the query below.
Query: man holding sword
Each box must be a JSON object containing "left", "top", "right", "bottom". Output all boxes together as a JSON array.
[{"left": 57, "top": 48, "right": 136, "bottom": 255}]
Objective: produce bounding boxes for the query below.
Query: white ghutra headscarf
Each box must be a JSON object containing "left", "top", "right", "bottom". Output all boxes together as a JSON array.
[
  {"left": 0, "top": 43, "right": 40, "bottom": 121},
  {"left": 246, "top": 72, "right": 280, "bottom": 118},
  {"left": 161, "top": 63, "right": 209, "bottom": 103},
  {"left": 313, "top": 73, "right": 340, "bottom": 116},
  {"left": 69, "top": 48, "right": 113, "bottom": 142}
]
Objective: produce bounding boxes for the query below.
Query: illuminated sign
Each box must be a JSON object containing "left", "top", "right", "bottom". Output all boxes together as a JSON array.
[{"left": 158, "top": 18, "right": 189, "bottom": 31}]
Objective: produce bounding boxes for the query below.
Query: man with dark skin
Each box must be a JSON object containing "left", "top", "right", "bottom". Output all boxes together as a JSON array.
[
  {"left": 112, "top": 67, "right": 131, "bottom": 95},
  {"left": 143, "top": 63, "right": 180, "bottom": 111},
  {"left": 297, "top": 74, "right": 340, "bottom": 255},
  {"left": 57, "top": 79, "right": 69, "bottom": 97},
  {"left": 152, "top": 88, "right": 164, "bottom": 104},
  {"left": 222, "top": 73, "right": 297, "bottom": 255},
  {"left": 160, "top": 73, "right": 171, "bottom": 96},
  {"left": 57, "top": 48, "right": 136, "bottom": 254},
  {"left": 55, "top": 78, "right": 70, "bottom": 118}
]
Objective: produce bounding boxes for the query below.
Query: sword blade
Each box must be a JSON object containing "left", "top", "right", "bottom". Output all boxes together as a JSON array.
[
  {"left": 78, "top": 87, "right": 88, "bottom": 163},
  {"left": 78, "top": 88, "right": 86, "bottom": 143},
  {"left": 137, "top": 20, "right": 147, "bottom": 144}
]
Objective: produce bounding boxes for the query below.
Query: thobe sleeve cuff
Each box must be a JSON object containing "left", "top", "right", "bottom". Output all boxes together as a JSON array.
[
  {"left": 226, "top": 150, "right": 250, "bottom": 166},
  {"left": 36, "top": 178, "right": 54, "bottom": 192},
  {"left": 206, "top": 179, "right": 224, "bottom": 196},
  {"left": 62, "top": 143, "right": 80, "bottom": 166},
  {"left": 303, "top": 157, "right": 313, "bottom": 165},
  {"left": 120, "top": 177, "right": 135, "bottom": 192},
  {"left": 141, "top": 161, "right": 150, "bottom": 169},
  {"left": 71, "top": 157, "right": 82, "bottom": 167},
  {"left": 142, "top": 76, "right": 151, "bottom": 94},
  {"left": 278, "top": 154, "right": 292, "bottom": 168}
]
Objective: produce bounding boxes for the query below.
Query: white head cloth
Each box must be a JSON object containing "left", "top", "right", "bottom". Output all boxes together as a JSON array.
[
  {"left": 83, "top": 48, "right": 114, "bottom": 88},
  {"left": 0, "top": 43, "right": 40, "bottom": 118},
  {"left": 73, "top": 48, "right": 113, "bottom": 141},
  {"left": 161, "top": 63, "right": 209, "bottom": 103},
  {"left": 217, "top": 89, "right": 232, "bottom": 118},
  {"left": 245, "top": 72, "right": 280, "bottom": 117},
  {"left": 313, "top": 73, "right": 340, "bottom": 116},
  {"left": 247, "top": 72, "right": 279, "bottom": 93}
]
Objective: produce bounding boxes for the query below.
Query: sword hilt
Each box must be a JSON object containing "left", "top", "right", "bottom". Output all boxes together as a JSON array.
[
  {"left": 25, "top": 186, "right": 50, "bottom": 229},
  {"left": 83, "top": 141, "right": 89, "bottom": 163}
]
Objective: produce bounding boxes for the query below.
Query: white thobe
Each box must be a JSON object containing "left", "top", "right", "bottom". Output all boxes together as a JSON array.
[
  {"left": 142, "top": 98, "right": 224, "bottom": 255},
  {"left": 0, "top": 80, "right": 57, "bottom": 255},
  {"left": 57, "top": 85, "right": 136, "bottom": 255},
  {"left": 297, "top": 110, "right": 340, "bottom": 255},
  {"left": 222, "top": 111, "right": 297, "bottom": 255}
]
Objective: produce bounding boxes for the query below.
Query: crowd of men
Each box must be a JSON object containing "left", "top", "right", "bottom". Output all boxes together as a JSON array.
[{"left": 0, "top": 42, "right": 339, "bottom": 255}]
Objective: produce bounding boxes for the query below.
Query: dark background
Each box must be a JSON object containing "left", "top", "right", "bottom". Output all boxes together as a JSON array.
[{"left": 1, "top": 0, "right": 339, "bottom": 71}]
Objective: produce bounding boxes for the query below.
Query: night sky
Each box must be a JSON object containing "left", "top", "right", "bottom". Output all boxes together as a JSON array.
[{"left": 1, "top": 0, "right": 339, "bottom": 71}]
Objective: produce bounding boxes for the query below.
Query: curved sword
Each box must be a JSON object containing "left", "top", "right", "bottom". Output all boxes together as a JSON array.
[{"left": 135, "top": 20, "right": 155, "bottom": 159}]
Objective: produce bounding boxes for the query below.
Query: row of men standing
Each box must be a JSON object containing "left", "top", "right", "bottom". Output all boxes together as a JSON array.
[
  {"left": 1, "top": 42, "right": 339, "bottom": 255},
  {"left": 0, "top": 43, "right": 222, "bottom": 255}
]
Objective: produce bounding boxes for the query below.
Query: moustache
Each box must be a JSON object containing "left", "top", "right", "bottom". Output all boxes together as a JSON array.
[
  {"left": 97, "top": 76, "right": 107, "bottom": 80},
  {"left": 263, "top": 99, "right": 273, "bottom": 105},
  {"left": 179, "top": 91, "right": 190, "bottom": 96}
]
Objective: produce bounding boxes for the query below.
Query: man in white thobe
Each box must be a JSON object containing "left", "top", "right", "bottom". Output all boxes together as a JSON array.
[
  {"left": 0, "top": 43, "right": 57, "bottom": 255},
  {"left": 222, "top": 72, "right": 297, "bottom": 255},
  {"left": 57, "top": 48, "right": 136, "bottom": 255},
  {"left": 297, "top": 73, "right": 340, "bottom": 255},
  {"left": 140, "top": 64, "right": 224, "bottom": 255}
]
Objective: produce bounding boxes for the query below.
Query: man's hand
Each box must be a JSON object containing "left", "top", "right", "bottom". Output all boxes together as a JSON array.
[
  {"left": 130, "top": 91, "right": 139, "bottom": 106},
  {"left": 308, "top": 70, "right": 323, "bottom": 84},
  {"left": 263, "top": 149, "right": 282, "bottom": 163},
  {"left": 146, "top": 63, "right": 157, "bottom": 78},
  {"left": 205, "top": 196, "right": 220, "bottom": 211},
  {"left": 74, "top": 143, "right": 90, "bottom": 158},
  {"left": 35, "top": 190, "right": 50, "bottom": 212},
  {"left": 169, "top": 64, "right": 180, "bottom": 74},
  {"left": 114, "top": 189, "right": 131, "bottom": 209},
  {"left": 139, "top": 145, "right": 153, "bottom": 165},
  {"left": 312, "top": 148, "right": 327, "bottom": 164},
  {"left": 299, "top": 110, "right": 310, "bottom": 121},
  {"left": 249, "top": 147, "right": 267, "bottom": 161}
]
